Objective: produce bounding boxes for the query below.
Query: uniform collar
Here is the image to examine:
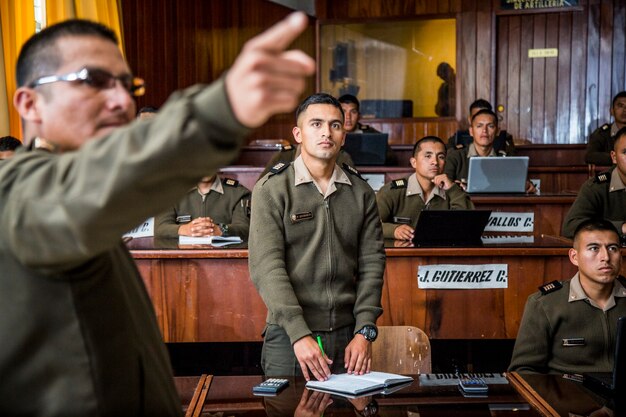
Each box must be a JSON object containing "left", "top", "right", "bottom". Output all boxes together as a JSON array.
[
  {"left": 407, "top": 174, "right": 446, "bottom": 203},
  {"left": 611, "top": 122, "right": 620, "bottom": 137},
  {"left": 294, "top": 155, "right": 351, "bottom": 198},
  {"left": 609, "top": 168, "right": 626, "bottom": 192},
  {"left": 568, "top": 272, "right": 626, "bottom": 311},
  {"left": 196, "top": 176, "right": 223, "bottom": 196},
  {"left": 466, "top": 142, "right": 496, "bottom": 158}
]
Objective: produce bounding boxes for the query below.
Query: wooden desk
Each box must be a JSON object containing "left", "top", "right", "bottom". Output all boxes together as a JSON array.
[
  {"left": 130, "top": 238, "right": 626, "bottom": 343},
  {"left": 219, "top": 165, "right": 587, "bottom": 195},
  {"left": 508, "top": 372, "right": 621, "bottom": 417},
  {"left": 176, "top": 374, "right": 540, "bottom": 416}
]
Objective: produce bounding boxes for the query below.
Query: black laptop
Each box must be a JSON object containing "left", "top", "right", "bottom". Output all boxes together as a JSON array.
[
  {"left": 583, "top": 316, "right": 626, "bottom": 396},
  {"left": 342, "top": 133, "right": 388, "bottom": 166},
  {"left": 412, "top": 210, "right": 492, "bottom": 247}
]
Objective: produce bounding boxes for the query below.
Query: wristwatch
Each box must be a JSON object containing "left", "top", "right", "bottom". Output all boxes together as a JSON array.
[
  {"left": 354, "top": 399, "right": 378, "bottom": 417},
  {"left": 217, "top": 223, "right": 229, "bottom": 236},
  {"left": 357, "top": 325, "right": 378, "bottom": 342}
]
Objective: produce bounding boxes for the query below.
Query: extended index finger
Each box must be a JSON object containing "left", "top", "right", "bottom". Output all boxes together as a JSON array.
[{"left": 245, "top": 12, "right": 309, "bottom": 53}]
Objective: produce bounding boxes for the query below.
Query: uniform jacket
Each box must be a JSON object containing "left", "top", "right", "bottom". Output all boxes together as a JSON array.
[
  {"left": 155, "top": 176, "right": 251, "bottom": 239},
  {"left": 585, "top": 123, "right": 616, "bottom": 166},
  {"left": 509, "top": 274, "right": 626, "bottom": 374},
  {"left": 562, "top": 167, "right": 626, "bottom": 238},
  {"left": 376, "top": 175, "right": 474, "bottom": 239},
  {"left": 0, "top": 80, "right": 248, "bottom": 416},
  {"left": 260, "top": 144, "right": 354, "bottom": 179},
  {"left": 249, "top": 157, "right": 385, "bottom": 345}
]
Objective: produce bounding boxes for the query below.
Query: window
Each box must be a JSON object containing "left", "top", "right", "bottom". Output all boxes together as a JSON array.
[{"left": 319, "top": 19, "right": 456, "bottom": 118}]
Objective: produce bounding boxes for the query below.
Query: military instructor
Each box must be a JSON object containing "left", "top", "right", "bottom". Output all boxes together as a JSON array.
[{"left": 1, "top": 13, "right": 314, "bottom": 416}]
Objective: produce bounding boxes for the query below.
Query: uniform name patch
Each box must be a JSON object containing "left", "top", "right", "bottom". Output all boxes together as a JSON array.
[{"left": 291, "top": 212, "right": 313, "bottom": 223}]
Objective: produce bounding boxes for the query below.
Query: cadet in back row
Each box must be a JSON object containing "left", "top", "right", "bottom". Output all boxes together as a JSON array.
[{"left": 376, "top": 136, "right": 473, "bottom": 241}]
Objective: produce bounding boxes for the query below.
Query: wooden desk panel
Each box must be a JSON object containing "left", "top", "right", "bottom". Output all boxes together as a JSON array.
[{"left": 131, "top": 241, "right": 624, "bottom": 343}]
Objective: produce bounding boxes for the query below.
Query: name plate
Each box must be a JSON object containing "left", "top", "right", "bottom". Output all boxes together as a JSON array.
[
  {"left": 484, "top": 212, "right": 534, "bottom": 232},
  {"left": 124, "top": 217, "right": 154, "bottom": 238},
  {"left": 418, "top": 264, "right": 508, "bottom": 289}
]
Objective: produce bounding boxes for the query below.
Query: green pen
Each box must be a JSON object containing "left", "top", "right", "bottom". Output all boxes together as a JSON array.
[{"left": 316, "top": 335, "right": 325, "bottom": 357}]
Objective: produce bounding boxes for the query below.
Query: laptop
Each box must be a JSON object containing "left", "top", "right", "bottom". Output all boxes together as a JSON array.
[
  {"left": 412, "top": 210, "right": 492, "bottom": 247},
  {"left": 583, "top": 316, "right": 626, "bottom": 397},
  {"left": 466, "top": 156, "right": 529, "bottom": 194},
  {"left": 342, "top": 133, "right": 388, "bottom": 166}
]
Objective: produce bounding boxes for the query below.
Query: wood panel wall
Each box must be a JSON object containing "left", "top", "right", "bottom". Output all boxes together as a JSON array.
[{"left": 120, "top": 0, "right": 626, "bottom": 145}]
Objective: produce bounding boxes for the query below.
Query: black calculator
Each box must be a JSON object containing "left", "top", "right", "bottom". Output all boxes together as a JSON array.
[
  {"left": 252, "top": 378, "right": 289, "bottom": 395},
  {"left": 458, "top": 377, "right": 488, "bottom": 394}
]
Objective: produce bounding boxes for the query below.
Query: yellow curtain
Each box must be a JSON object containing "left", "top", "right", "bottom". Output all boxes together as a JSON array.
[
  {"left": 0, "top": 1, "right": 36, "bottom": 139},
  {"left": 47, "top": 0, "right": 124, "bottom": 53}
]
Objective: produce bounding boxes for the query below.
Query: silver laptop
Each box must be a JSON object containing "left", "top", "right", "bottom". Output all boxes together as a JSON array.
[{"left": 466, "top": 156, "right": 529, "bottom": 194}]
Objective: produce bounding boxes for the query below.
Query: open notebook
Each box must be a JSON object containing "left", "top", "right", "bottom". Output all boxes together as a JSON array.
[{"left": 305, "top": 372, "right": 413, "bottom": 397}]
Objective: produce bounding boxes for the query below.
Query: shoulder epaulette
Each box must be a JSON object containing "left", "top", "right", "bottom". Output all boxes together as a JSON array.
[
  {"left": 342, "top": 163, "right": 363, "bottom": 180},
  {"left": 281, "top": 144, "right": 294, "bottom": 152},
  {"left": 538, "top": 280, "right": 563, "bottom": 295},
  {"left": 594, "top": 171, "right": 611, "bottom": 184},
  {"left": 497, "top": 150, "right": 507, "bottom": 156},
  {"left": 269, "top": 162, "right": 289, "bottom": 175},
  {"left": 455, "top": 143, "right": 465, "bottom": 149},
  {"left": 223, "top": 178, "right": 239, "bottom": 187},
  {"left": 601, "top": 123, "right": 610, "bottom": 131},
  {"left": 390, "top": 178, "right": 407, "bottom": 189}
]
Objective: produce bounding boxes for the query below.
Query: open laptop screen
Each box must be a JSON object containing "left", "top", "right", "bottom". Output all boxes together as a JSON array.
[
  {"left": 583, "top": 316, "right": 626, "bottom": 396},
  {"left": 412, "top": 210, "right": 491, "bottom": 247},
  {"left": 466, "top": 156, "right": 529, "bottom": 194},
  {"left": 342, "top": 133, "right": 388, "bottom": 166}
]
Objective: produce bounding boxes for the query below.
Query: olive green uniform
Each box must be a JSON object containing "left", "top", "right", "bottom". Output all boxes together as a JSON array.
[
  {"left": 259, "top": 144, "right": 354, "bottom": 179},
  {"left": 444, "top": 143, "right": 507, "bottom": 182},
  {"left": 249, "top": 156, "right": 385, "bottom": 375},
  {"left": 509, "top": 274, "right": 626, "bottom": 374},
  {"left": 155, "top": 176, "right": 251, "bottom": 239},
  {"left": 562, "top": 167, "right": 626, "bottom": 238},
  {"left": 376, "top": 175, "right": 474, "bottom": 239},
  {"left": 0, "top": 80, "right": 248, "bottom": 416},
  {"left": 585, "top": 123, "right": 618, "bottom": 166}
]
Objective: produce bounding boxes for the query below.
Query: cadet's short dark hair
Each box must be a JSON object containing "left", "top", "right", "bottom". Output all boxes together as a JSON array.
[
  {"left": 338, "top": 94, "right": 360, "bottom": 111},
  {"left": 469, "top": 99, "right": 492, "bottom": 114},
  {"left": 612, "top": 91, "right": 626, "bottom": 108},
  {"left": 470, "top": 108, "right": 498, "bottom": 126},
  {"left": 412, "top": 136, "right": 445, "bottom": 157},
  {"left": 0, "top": 136, "right": 21, "bottom": 151},
  {"left": 16, "top": 19, "right": 118, "bottom": 88},
  {"left": 295, "top": 93, "right": 344, "bottom": 124},
  {"left": 573, "top": 219, "right": 620, "bottom": 244}
]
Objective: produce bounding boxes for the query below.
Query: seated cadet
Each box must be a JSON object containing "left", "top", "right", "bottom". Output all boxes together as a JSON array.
[
  {"left": 259, "top": 142, "right": 354, "bottom": 179},
  {"left": 376, "top": 136, "right": 474, "bottom": 240},
  {"left": 585, "top": 91, "right": 626, "bottom": 166},
  {"left": 563, "top": 127, "right": 626, "bottom": 239},
  {"left": 155, "top": 174, "right": 251, "bottom": 239},
  {"left": 509, "top": 219, "right": 626, "bottom": 374},
  {"left": 339, "top": 94, "right": 397, "bottom": 165},
  {"left": 0, "top": 135, "right": 22, "bottom": 160},
  {"left": 447, "top": 98, "right": 515, "bottom": 155},
  {"left": 445, "top": 109, "right": 535, "bottom": 193}
]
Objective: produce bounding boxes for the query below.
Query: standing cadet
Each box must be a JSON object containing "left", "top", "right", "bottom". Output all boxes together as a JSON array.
[
  {"left": 376, "top": 136, "right": 473, "bottom": 241},
  {"left": 562, "top": 127, "right": 626, "bottom": 239},
  {"left": 249, "top": 93, "right": 385, "bottom": 382},
  {"left": 1, "top": 14, "right": 314, "bottom": 416},
  {"left": 509, "top": 219, "right": 626, "bottom": 374},
  {"left": 155, "top": 175, "right": 251, "bottom": 239},
  {"left": 585, "top": 91, "right": 626, "bottom": 166}
]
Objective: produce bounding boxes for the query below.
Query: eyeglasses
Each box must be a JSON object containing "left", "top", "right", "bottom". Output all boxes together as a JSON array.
[{"left": 28, "top": 67, "right": 145, "bottom": 97}]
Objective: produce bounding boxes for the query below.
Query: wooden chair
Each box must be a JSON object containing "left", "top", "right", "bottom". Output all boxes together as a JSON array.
[{"left": 371, "top": 326, "right": 431, "bottom": 374}]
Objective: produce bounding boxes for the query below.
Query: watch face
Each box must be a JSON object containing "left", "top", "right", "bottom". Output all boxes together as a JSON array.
[{"left": 360, "top": 326, "right": 377, "bottom": 341}]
